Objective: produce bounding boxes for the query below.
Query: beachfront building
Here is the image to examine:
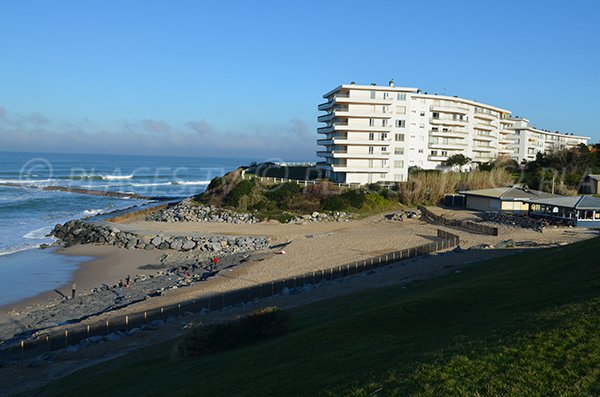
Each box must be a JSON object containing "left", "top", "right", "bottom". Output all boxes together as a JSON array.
[
  {"left": 317, "top": 81, "right": 590, "bottom": 184},
  {"left": 459, "top": 185, "right": 558, "bottom": 213},
  {"left": 528, "top": 195, "right": 600, "bottom": 228}
]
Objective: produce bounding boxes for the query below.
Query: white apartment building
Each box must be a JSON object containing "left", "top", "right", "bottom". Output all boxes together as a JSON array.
[{"left": 317, "top": 81, "right": 590, "bottom": 184}]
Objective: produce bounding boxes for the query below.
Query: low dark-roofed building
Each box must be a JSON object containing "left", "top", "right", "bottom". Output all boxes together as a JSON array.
[
  {"left": 578, "top": 174, "right": 600, "bottom": 194},
  {"left": 459, "top": 185, "right": 559, "bottom": 213},
  {"left": 529, "top": 195, "right": 600, "bottom": 227}
]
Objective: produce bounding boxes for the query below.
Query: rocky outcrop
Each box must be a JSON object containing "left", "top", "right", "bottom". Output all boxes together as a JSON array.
[
  {"left": 50, "top": 220, "right": 268, "bottom": 254},
  {"left": 287, "top": 211, "right": 351, "bottom": 224},
  {"left": 146, "top": 200, "right": 258, "bottom": 224}
]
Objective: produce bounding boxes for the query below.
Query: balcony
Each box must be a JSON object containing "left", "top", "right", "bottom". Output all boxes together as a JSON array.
[
  {"left": 430, "top": 104, "right": 469, "bottom": 114},
  {"left": 430, "top": 117, "right": 468, "bottom": 126},
  {"left": 474, "top": 111, "right": 496, "bottom": 121},
  {"left": 429, "top": 129, "right": 468, "bottom": 138},
  {"left": 473, "top": 134, "right": 496, "bottom": 141},
  {"left": 472, "top": 146, "right": 495, "bottom": 152},
  {"left": 331, "top": 165, "right": 390, "bottom": 173},
  {"left": 333, "top": 111, "right": 393, "bottom": 119},
  {"left": 499, "top": 129, "right": 513, "bottom": 135},
  {"left": 474, "top": 123, "right": 495, "bottom": 131},
  {"left": 428, "top": 155, "right": 451, "bottom": 161},
  {"left": 334, "top": 96, "right": 393, "bottom": 105},
  {"left": 317, "top": 113, "right": 335, "bottom": 123},
  {"left": 428, "top": 142, "right": 468, "bottom": 150}
]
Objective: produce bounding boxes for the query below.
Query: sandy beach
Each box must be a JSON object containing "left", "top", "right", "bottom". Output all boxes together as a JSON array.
[{"left": 2, "top": 210, "right": 596, "bottom": 320}]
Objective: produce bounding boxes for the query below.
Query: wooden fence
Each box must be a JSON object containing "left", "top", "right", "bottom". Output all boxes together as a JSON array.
[
  {"left": 0, "top": 229, "right": 459, "bottom": 360},
  {"left": 418, "top": 206, "right": 499, "bottom": 236}
]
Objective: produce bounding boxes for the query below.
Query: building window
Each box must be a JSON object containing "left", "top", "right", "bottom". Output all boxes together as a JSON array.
[
  {"left": 420, "top": 112, "right": 425, "bottom": 116},
  {"left": 397, "top": 93, "right": 406, "bottom": 100},
  {"left": 369, "top": 118, "right": 375, "bottom": 127},
  {"left": 432, "top": 112, "right": 440, "bottom": 119},
  {"left": 381, "top": 132, "right": 388, "bottom": 140},
  {"left": 368, "top": 146, "right": 374, "bottom": 154},
  {"left": 381, "top": 147, "right": 386, "bottom": 153},
  {"left": 369, "top": 132, "right": 374, "bottom": 141},
  {"left": 396, "top": 106, "right": 406, "bottom": 114},
  {"left": 368, "top": 159, "right": 374, "bottom": 167},
  {"left": 370, "top": 91, "right": 376, "bottom": 99},
  {"left": 394, "top": 160, "right": 404, "bottom": 168},
  {"left": 395, "top": 133, "right": 405, "bottom": 142},
  {"left": 383, "top": 92, "right": 388, "bottom": 99},
  {"left": 395, "top": 120, "right": 406, "bottom": 128},
  {"left": 432, "top": 127, "right": 439, "bottom": 132},
  {"left": 418, "top": 149, "right": 423, "bottom": 153},
  {"left": 441, "top": 150, "right": 448, "bottom": 156},
  {"left": 394, "top": 147, "right": 404, "bottom": 155},
  {"left": 431, "top": 150, "right": 438, "bottom": 156},
  {"left": 382, "top": 119, "right": 388, "bottom": 127}
]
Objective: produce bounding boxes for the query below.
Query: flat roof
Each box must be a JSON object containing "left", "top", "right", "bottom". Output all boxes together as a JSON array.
[
  {"left": 459, "top": 186, "right": 558, "bottom": 201},
  {"left": 323, "top": 84, "right": 418, "bottom": 98},
  {"left": 531, "top": 195, "right": 600, "bottom": 210},
  {"left": 412, "top": 93, "right": 511, "bottom": 114}
]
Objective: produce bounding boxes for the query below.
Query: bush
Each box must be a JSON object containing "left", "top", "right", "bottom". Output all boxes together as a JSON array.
[
  {"left": 223, "top": 179, "right": 256, "bottom": 207},
  {"left": 321, "top": 195, "right": 345, "bottom": 211},
  {"left": 364, "top": 192, "right": 391, "bottom": 209},
  {"left": 206, "top": 176, "right": 224, "bottom": 191},
  {"left": 172, "top": 307, "right": 291, "bottom": 360},
  {"left": 340, "top": 189, "right": 366, "bottom": 209},
  {"left": 266, "top": 182, "right": 304, "bottom": 209}
]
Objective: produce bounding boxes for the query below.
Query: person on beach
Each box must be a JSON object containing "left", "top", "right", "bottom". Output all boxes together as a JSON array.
[
  {"left": 125, "top": 275, "right": 130, "bottom": 287},
  {"left": 118, "top": 279, "right": 124, "bottom": 299},
  {"left": 71, "top": 282, "right": 77, "bottom": 299},
  {"left": 210, "top": 256, "right": 219, "bottom": 272}
]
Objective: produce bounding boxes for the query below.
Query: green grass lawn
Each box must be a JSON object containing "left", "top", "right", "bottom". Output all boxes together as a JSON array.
[{"left": 33, "top": 237, "right": 600, "bottom": 396}]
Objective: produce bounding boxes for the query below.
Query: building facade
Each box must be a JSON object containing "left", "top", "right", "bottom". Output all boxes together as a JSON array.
[{"left": 317, "top": 81, "right": 589, "bottom": 184}]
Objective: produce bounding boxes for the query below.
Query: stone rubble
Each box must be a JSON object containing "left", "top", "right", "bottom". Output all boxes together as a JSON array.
[
  {"left": 146, "top": 199, "right": 259, "bottom": 224},
  {"left": 286, "top": 211, "right": 351, "bottom": 224},
  {"left": 50, "top": 219, "right": 269, "bottom": 254}
]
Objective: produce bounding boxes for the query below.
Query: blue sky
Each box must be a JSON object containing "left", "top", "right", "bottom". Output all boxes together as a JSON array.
[{"left": 0, "top": 0, "right": 598, "bottom": 160}]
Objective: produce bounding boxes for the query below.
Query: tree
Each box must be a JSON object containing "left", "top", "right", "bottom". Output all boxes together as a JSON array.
[{"left": 444, "top": 154, "right": 471, "bottom": 169}]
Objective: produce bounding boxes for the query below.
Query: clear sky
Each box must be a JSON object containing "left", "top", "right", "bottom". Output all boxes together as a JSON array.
[{"left": 0, "top": 0, "right": 598, "bottom": 160}]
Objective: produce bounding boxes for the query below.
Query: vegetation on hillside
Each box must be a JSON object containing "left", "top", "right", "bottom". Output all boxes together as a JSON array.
[
  {"left": 194, "top": 170, "right": 401, "bottom": 221},
  {"left": 399, "top": 168, "right": 514, "bottom": 205},
  {"left": 34, "top": 237, "right": 600, "bottom": 396}
]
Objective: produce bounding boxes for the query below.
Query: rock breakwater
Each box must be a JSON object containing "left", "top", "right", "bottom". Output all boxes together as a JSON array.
[{"left": 50, "top": 220, "right": 268, "bottom": 254}]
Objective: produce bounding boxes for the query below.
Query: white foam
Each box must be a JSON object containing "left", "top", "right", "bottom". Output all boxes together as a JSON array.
[
  {"left": 80, "top": 208, "right": 104, "bottom": 218},
  {"left": 173, "top": 180, "right": 210, "bottom": 185},
  {"left": 130, "top": 182, "right": 173, "bottom": 187},
  {"left": 23, "top": 226, "right": 53, "bottom": 240},
  {"left": 0, "top": 244, "right": 44, "bottom": 257},
  {"left": 102, "top": 175, "right": 134, "bottom": 180}
]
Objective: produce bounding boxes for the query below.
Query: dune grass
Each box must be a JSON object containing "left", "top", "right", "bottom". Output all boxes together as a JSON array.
[{"left": 32, "top": 237, "right": 600, "bottom": 396}]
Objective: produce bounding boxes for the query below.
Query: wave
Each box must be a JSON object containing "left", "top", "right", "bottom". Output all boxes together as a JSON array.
[
  {"left": 0, "top": 178, "right": 55, "bottom": 185},
  {"left": 103, "top": 175, "right": 134, "bottom": 180},
  {"left": 23, "top": 226, "right": 54, "bottom": 240},
  {"left": 0, "top": 244, "right": 46, "bottom": 257},
  {"left": 57, "top": 174, "right": 134, "bottom": 181},
  {"left": 79, "top": 208, "right": 104, "bottom": 218},
  {"left": 172, "top": 180, "right": 210, "bottom": 186},
  {"left": 130, "top": 182, "right": 173, "bottom": 187}
]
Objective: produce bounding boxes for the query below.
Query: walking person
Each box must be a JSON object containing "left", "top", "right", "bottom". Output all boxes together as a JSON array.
[
  {"left": 125, "top": 274, "right": 131, "bottom": 287},
  {"left": 210, "top": 256, "right": 219, "bottom": 272},
  {"left": 118, "top": 279, "right": 124, "bottom": 299},
  {"left": 71, "top": 282, "right": 77, "bottom": 299}
]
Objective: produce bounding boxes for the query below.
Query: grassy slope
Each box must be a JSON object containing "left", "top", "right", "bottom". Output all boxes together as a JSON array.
[{"left": 34, "top": 238, "right": 600, "bottom": 396}]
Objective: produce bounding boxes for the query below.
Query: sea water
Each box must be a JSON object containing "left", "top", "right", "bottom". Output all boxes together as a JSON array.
[{"left": 0, "top": 151, "right": 248, "bottom": 306}]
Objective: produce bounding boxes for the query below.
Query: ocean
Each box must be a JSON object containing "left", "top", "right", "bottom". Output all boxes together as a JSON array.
[{"left": 0, "top": 151, "right": 247, "bottom": 306}]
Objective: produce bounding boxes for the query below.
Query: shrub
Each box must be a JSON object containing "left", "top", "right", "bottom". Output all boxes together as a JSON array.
[
  {"left": 206, "top": 176, "right": 224, "bottom": 191},
  {"left": 364, "top": 192, "right": 391, "bottom": 209},
  {"left": 266, "top": 182, "right": 304, "bottom": 209},
  {"left": 340, "top": 189, "right": 366, "bottom": 209},
  {"left": 172, "top": 307, "right": 291, "bottom": 360},
  {"left": 321, "top": 195, "right": 345, "bottom": 211},
  {"left": 223, "top": 179, "right": 256, "bottom": 207}
]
